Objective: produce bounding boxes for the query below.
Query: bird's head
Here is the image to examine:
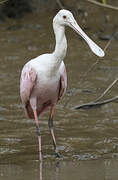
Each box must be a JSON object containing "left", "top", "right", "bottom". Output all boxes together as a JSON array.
[
  {"left": 53, "top": 9, "right": 76, "bottom": 27},
  {"left": 53, "top": 9, "right": 104, "bottom": 57}
]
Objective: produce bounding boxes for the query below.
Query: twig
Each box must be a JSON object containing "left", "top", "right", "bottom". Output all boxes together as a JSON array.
[
  {"left": 86, "top": 0, "right": 118, "bottom": 11},
  {"left": 56, "top": 0, "right": 64, "bottom": 9},
  {"left": 78, "top": 59, "right": 99, "bottom": 86},
  {"left": 73, "top": 78, "right": 118, "bottom": 109},
  {"left": 95, "top": 78, "right": 118, "bottom": 102},
  {"left": 73, "top": 95, "right": 118, "bottom": 110},
  {"left": 104, "top": 36, "right": 113, "bottom": 52}
]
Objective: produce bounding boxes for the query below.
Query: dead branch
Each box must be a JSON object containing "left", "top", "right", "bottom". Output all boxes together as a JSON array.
[
  {"left": 73, "top": 78, "right": 118, "bottom": 110},
  {"left": 73, "top": 95, "right": 118, "bottom": 110},
  {"left": 86, "top": 0, "right": 118, "bottom": 11},
  {"left": 95, "top": 78, "right": 118, "bottom": 102}
]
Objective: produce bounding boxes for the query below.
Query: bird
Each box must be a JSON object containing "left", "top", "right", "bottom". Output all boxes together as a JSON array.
[{"left": 20, "top": 9, "right": 104, "bottom": 161}]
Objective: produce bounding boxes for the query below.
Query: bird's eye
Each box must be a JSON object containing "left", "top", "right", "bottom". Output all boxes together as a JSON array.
[{"left": 63, "top": 15, "right": 66, "bottom": 19}]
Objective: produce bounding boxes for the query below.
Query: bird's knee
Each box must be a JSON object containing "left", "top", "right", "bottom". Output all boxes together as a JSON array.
[{"left": 36, "top": 126, "right": 41, "bottom": 136}]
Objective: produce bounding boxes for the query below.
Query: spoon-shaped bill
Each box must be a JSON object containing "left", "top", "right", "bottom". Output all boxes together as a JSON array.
[{"left": 69, "top": 22, "right": 105, "bottom": 57}]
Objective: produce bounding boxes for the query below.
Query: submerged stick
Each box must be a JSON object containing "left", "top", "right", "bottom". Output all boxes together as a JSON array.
[
  {"left": 95, "top": 78, "right": 118, "bottom": 102},
  {"left": 74, "top": 96, "right": 118, "bottom": 110},
  {"left": 74, "top": 78, "right": 118, "bottom": 110}
]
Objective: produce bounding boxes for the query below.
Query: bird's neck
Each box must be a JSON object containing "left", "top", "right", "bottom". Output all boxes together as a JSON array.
[{"left": 53, "top": 23, "right": 67, "bottom": 65}]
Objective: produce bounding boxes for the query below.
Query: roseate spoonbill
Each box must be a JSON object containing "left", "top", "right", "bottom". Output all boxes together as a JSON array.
[{"left": 20, "top": 9, "right": 104, "bottom": 161}]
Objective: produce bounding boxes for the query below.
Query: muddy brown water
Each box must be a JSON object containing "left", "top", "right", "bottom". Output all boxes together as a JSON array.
[{"left": 0, "top": 10, "right": 118, "bottom": 180}]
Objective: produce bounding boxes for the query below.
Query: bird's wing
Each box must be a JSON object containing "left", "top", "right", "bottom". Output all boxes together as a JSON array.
[
  {"left": 20, "top": 64, "right": 37, "bottom": 105},
  {"left": 58, "top": 61, "right": 67, "bottom": 100}
]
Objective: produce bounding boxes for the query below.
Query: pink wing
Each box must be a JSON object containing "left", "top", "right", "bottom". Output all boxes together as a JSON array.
[
  {"left": 58, "top": 61, "right": 67, "bottom": 100},
  {"left": 20, "top": 64, "right": 37, "bottom": 106}
]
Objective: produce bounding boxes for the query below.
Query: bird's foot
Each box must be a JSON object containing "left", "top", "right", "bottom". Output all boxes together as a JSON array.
[{"left": 55, "top": 152, "right": 61, "bottom": 158}]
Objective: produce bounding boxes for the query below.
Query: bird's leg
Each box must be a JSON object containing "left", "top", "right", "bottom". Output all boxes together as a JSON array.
[
  {"left": 33, "top": 109, "right": 42, "bottom": 162},
  {"left": 48, "top": 105, "right": 60, "bottom": 158}
]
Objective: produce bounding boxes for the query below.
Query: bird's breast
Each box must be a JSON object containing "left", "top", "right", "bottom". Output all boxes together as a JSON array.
[
  {"left": 27, "top": 54, "right": 62, "bottom": 104},
  {"left": 32, "top": 71, "right": 60, "bottom": 104}
]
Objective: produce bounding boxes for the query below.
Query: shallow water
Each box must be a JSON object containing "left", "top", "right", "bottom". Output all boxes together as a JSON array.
[{"left": 0, "top": 10, "right": 118, "bottom": 180}]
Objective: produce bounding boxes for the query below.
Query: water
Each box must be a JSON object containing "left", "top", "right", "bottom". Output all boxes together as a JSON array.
[{"left": 0, "top": 10, "right": 118, "bottom": 180}]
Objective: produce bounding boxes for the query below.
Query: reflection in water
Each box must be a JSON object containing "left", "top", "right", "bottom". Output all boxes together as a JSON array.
[
  {"left": 40, "top": 161, "right": 42, "bottom": 180},
  {"left": 40, "top": 160, "right": 60, "bottom": 180},
  {"left": 55, "top": 162, "right": 59, "bottom": 180},
  {"left": 1, "top": 159, "right": 118, "bottom": 180},
  {"left": 0, "top": 10, "right": 118, "bottom": 180}
]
